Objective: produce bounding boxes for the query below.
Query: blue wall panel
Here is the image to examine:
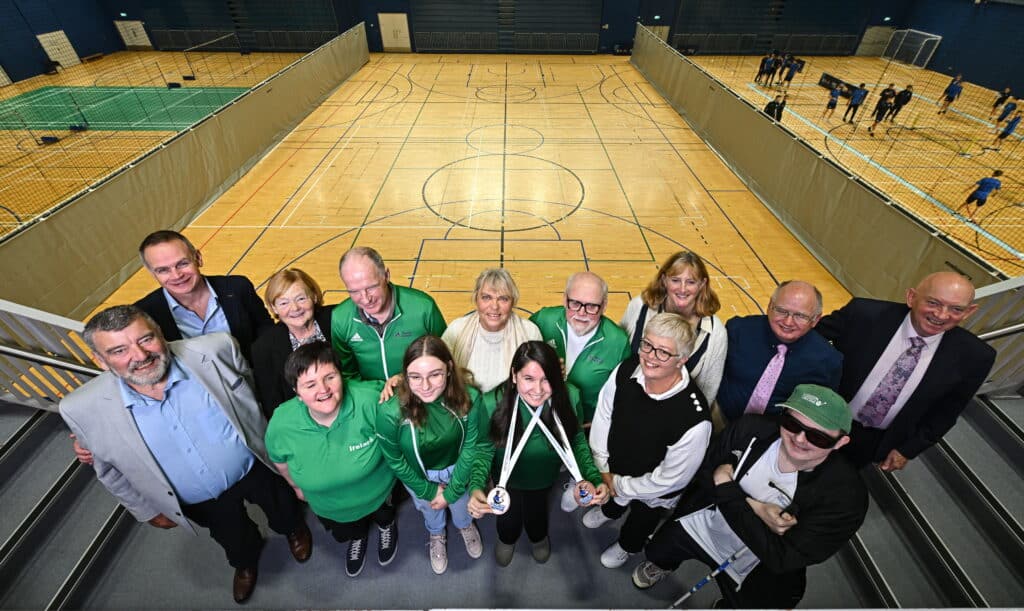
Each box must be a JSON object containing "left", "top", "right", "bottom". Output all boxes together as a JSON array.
[
  {"left": 0, "top": 0, "right": 49, "bottom": 81},
  {"left": 905, "top": 0, "right": 1023, "bottom": 91}
]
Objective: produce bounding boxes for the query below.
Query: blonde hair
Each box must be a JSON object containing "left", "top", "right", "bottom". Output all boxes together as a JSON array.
[
  {"left": 473, "top": 268, "right": 519, "bottom": 307},
  {"left": 643, "top": 312, "right": 696, "bottom": 357},
  {"left": 264, "top": 269, "right": 324, "bottom": 319},
  {"left": 641, "top": 251, "right": 720, "bottom": 317}
]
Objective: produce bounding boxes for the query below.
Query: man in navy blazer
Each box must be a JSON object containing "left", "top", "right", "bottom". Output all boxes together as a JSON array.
[
  {"left": 816, "top": 272, "right": 995, "bottom": 471},
  {"left": 134, "top": 230, "right": 273, "bottom": 364}
]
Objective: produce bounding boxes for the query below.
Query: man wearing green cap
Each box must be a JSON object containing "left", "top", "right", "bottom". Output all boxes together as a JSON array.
[{"left": 630, "top": 384, "right": 868, "bottom": 608}]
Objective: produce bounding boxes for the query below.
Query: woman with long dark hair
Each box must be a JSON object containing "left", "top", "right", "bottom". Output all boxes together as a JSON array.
[
  {"left": 376, "top": 336, "right": 487, "bottom": 574},
  {"left": 467, "top": 341, "right": 608, "bottom": 566}
]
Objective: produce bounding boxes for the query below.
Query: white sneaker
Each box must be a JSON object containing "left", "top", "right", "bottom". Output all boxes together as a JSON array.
[
  {"left": 428, "top": 533, "right": 447, "bottom": 575},
  {"left": 559, "top": 482, "right": 578, "bottom": 512},
  {"left": 600, "top": 542, "right": 632, "bottom": 568},
  {"left": 458, "top": 523, "right": 483, "bottom": 559},
  {"left": 582, "top": 506, "right": 612, "bottom": 529}
]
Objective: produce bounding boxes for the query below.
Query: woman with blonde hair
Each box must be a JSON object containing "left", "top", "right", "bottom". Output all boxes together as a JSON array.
[
  {"left": 442, "top": 268, "right": 542, "bottom": 395},
  {"left": 620, "top": 251, "right": 727, "bottom": 404}
]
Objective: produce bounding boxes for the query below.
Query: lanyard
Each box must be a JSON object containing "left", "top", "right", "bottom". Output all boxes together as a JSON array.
[
  {"left": 497, "top": 396, "right": 582, "bottom": 487},
  {"left": 406, "top": 402, "right": 464, "bottom": 477}
]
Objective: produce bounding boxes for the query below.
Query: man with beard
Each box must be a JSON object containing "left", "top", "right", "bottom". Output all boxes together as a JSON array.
[{"left": 59, "top": 305, "right": 311, "bottom": 604}]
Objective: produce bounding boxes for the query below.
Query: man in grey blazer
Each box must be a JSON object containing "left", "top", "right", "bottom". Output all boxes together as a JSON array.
[{"left": 60, "top": 305, "right": 311, "bottom": 604}]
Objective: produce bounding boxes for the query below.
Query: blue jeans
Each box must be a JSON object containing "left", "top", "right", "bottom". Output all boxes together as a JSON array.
[{"left": 404, "top": 464, "right": 472, "bottom": 535}]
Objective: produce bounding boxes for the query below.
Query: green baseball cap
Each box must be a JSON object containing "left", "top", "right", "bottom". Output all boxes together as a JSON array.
[{"left": 776, "top": 384, "right": 851, "bottom": 432}]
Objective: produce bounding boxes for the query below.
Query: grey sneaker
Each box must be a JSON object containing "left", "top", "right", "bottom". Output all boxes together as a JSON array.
[
  {"left": 458, "top": 523, "right": 483, "bottom": 559},
  {"left": 495, "top": 540, "right": 515, "bottom": 567},
  {"left": 530, "top": 536, "right": 551, "bottom": 563},
  {"left": 582, "top": 506, "right": 612, "bottom": 529},
  {"left": 600, "top": 542, "right": 632, "bottom": 568},
  {"left": 559, "top": 482, "right": 578, "bottom": 512},
  {"left": 632, "top": 560, "right": 671, "bottom": 589},
  {"left": 428, "top": 533, "right": 447, "bottom": 575}
]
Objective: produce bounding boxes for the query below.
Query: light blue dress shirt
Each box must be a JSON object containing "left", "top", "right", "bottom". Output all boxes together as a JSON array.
[
  {"left": 163, "top": 279, "right": 230, "bottom": 338},
  {"left": 121, "top": 359, "right": 254, "bottom": 504}
]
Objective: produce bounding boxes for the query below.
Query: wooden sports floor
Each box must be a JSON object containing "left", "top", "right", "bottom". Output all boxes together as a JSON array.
[
  {"left": 94, "top": 52, "right": 851, "bottom": 322},
  {"left": 690, "top": 54, "right": 1024, "bottom": 275}
]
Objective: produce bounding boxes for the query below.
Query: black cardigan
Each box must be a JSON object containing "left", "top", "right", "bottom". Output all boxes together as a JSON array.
[{"left": 250, "top": 305, "right": 334, "bottom": 419}]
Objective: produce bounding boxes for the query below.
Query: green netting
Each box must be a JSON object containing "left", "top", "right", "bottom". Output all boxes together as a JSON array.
[{"left": 0, "top": 86, "right": 249, "bottom": 131}]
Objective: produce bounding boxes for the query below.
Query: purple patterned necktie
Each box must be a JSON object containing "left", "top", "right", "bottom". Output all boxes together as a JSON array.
[
  {"left": 745, "top": 344, "right": 788, "bottom": 414},
  {"left": 860, "top": 336, "right": 926, "bottom": 428}
]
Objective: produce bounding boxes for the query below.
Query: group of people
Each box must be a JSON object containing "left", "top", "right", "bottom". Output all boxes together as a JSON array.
[
  {"left": 60, "top": 230, "right": 995, "bottom": 606},
  {"left": 754, "top": 52, "right": 802, "bottom": 90}
]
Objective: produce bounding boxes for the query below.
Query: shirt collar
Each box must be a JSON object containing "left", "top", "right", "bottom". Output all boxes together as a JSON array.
[
  {"left": 163, "top": 278, "right": 217, "bottom": 313},
  {"left": 119, "top": 357, "right": 185, "bottom": 409},
  {"left": 899, "top": 313, "right": 943, "bottom": 348},
  {"left": 629, "top": 363, "right": 692, "bottom": 399}
]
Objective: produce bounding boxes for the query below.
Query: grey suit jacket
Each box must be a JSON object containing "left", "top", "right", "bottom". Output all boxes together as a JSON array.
[{"left": 59, "top": 333, "right": 271, "bottom": 534}]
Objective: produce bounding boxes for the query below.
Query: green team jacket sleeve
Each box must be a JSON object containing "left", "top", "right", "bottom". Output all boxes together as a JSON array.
[
  {"left": 330, "top": 302, "right": 364, "bottom": 380},
  {"left": 469, "top": 390, "right": 499, "bottom": 493},
  {"left": 375, "top": 396, "right": 438, "bottom": 501},
  {"left": 443, "top": 388, "right": 487, "bottom": 504}
]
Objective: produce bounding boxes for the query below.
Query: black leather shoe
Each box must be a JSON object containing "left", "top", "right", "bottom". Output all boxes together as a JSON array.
[
  {"left": 287, "top": 522, "right": 312, "bottom": 563},
  {"left": 233, "top": 567, "right": 258, "bottom": 604}
]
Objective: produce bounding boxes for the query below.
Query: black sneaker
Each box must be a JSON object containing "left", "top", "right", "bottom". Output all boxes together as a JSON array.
[
  {"left": 377, "top": 521, "right": 398, "bottom": 566},
  {"left": 346, "top": 536, "right": 368, "bottom": 577}
]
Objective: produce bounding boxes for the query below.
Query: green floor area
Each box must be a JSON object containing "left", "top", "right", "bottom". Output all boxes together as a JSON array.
[{"left": 0, "top": 86, "right": 249, "bottom": 131}]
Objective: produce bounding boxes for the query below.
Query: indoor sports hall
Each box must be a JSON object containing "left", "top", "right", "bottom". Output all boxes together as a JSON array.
[{"left": 0, "top": 1, "right": 1022, "bottom": 608}]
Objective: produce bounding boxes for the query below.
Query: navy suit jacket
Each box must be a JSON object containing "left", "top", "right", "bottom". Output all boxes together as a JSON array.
[
  {"left": 135, "top": 275, "right": 273, "bottom": 364},
  {"left": 816, "top": 298, "right": 995, "bottom": 463},
  {"left": 250, "top": 305, "right": 334, "bottom": 419}
]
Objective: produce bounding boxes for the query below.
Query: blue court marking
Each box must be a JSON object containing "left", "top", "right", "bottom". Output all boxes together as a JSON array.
[{"left": 746, "top": 83, "right": 1023, "bottom": 260}]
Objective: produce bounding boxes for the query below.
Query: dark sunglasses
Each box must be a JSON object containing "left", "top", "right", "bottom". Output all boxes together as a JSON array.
[{"left": 780, "top": 411, "right": 843, "bottom": 449}]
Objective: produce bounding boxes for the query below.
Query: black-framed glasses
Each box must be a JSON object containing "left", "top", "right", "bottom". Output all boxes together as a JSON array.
[
  {"left": 566, "top": 298, "right": 602, "bottom": 315},
  {"left": 639, "top": 338, "right": 680, "bottom": 362},
  {"left": 779, "top": 411, "right": 842, "bottom": 449}
]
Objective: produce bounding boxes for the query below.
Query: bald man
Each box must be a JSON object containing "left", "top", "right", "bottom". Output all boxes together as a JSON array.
[{"left": 816, "top": 272, "right": 995, "bottom": 471}]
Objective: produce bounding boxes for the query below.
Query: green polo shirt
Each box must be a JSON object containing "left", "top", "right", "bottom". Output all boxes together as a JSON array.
[
  {"left": 265, "top": 381, "right": 393, "bottom": 523},
  {"left": 470, "top": 385, "right": 601, "bottom": 491},
  {"left": 529, "top": 307, "right": 630, "bottom": 422},
  {"left": 331, "top": 283, "right": 447, "bottom": 381},
  {"left": 375, "top": 386, "right": 487, "bottom": 504}
]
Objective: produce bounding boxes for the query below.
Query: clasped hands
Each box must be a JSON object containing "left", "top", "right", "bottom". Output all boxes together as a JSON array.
[{"left": 713, "top": 463, "right": 797, "bottom": 536}]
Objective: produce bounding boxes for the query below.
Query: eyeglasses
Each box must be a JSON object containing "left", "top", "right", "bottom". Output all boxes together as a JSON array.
[
  {"left": 345, "top": 282, "right": 383, "bottom": 300},
  {"left": 407, "top": 371, "right": 447, "bottom": 387},
  {"left": 769, "top": 305, "right": 815, "bottom": 325},
  {"left": 151, "top": 258, "right": 196, "bottom": 277},
  {"left": 273, "top": 294, "right": 311, "bottom": 310},
  {"left": 779, "top": 412, "right": 843, "bottom": 449},
  {"left": 639, "top": 338, "right": 680, "bottom": 362},
  {"left": 566, "top": 299, "right": 602, "bottom": 315}
]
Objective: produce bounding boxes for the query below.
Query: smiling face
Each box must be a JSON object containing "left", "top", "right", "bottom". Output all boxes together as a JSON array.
[
  {"left": 340, "top": 254, "right": 392, "bottom": 320},
  {"left": 142, "top": 239, "right": 203, "bottom": 300},
  {"left": 662, "top": 264, "right": 706, "bottom": 318},
  {"left": 767, "top": 282, "right": 820, "bottom": 344},
  {"left": 779, "top": 409, "right": 848, "bottom": 470},
  {"left": 405, "top": 355, "right": 448, "bottom": 404},
  {"left": 476, "top": 283, "right": 513, "bottom": 332},
  {"left": 294, "top": 361, "right": 343, "bottom": 419},
  {"left": 564, "top": 274, "right": 606, "bottom": 336},
  {"left": 91, "top": 317, "right": 171, "bottom": 388},
  {"left": 271, "top": 282, "right": 315, "bottom": 333},
  {"left": 906, "top": 272, "right": 977, "bottom": 337},
  {"left": 514, "top": 360, "right": 552, "bottom": 407},
  {"left": 638, "top": 332, "right": 685, "bottom": 385}
]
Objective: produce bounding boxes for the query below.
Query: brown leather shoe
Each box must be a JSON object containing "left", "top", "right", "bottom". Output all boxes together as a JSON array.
[
  {"left": 233, "top": 567, "right": 257, "bottom": 604},
  {"left": 286, "top": 522, "right": 312, "bottom": 563}
]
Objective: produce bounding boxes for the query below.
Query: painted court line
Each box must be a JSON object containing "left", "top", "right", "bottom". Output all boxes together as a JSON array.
[{"left": 747, "top": 84, "right": 1023, "bottom": 260}]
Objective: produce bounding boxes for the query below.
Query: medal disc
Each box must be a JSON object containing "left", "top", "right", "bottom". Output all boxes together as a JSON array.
[{"left": 487, "top": 486, "right": 510, "bottom": 515}]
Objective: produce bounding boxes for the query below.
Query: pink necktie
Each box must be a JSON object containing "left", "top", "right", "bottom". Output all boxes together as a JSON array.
[{"left": 745, "top": 344, "right": 788, "bottom": 414}]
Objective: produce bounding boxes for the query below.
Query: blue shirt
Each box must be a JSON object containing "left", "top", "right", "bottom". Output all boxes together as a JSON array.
[
  {"left": 850, "top": 89, "right": 867, "bottom": 105},
  {"left": 945, "top": 82, "right": 962, "bottom": 99},
  {"left": 829, "top": 88, "right": 841, "bottom": 101},
  {"left": 974, "top": 177, "right": 1001, "bottom": 197},
  {"left": 1003, "top": 116, "right": 1021, "bottom": 135},
  {"left": 163, "top": 279, "right": 230, "bottom": 339},
  {"left": 121, "top": 359, "right": 254, "bottom": 504},
  {"left": 718, "top": 315, "right": 843, "bottom": 421}
]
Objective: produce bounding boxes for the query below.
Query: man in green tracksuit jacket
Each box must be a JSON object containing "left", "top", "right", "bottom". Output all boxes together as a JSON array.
[
  {"left": 331, "top": 247, "right": 447, "bottom": 381},
  {"left": 529, "top": 272, "right": 630, "bottom": 424}
]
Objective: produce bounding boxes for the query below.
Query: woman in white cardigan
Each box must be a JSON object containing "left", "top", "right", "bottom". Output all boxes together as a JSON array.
[
  {"left": 620, "top": 251, "right": 727, "bottom": 404},
  {"left": 442, "top": 268, "right": 542, "bottom": 395}
]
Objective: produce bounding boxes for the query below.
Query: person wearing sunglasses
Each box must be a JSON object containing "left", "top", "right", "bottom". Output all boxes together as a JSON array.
[
  {"left": 631, "top": 384, "right": 868, "bottom": 609},
  {"left": 717, "top": 280, "right": 842, "bottom": 426},
  {"left": 585, "top": 312, "right": 712, "bottom": 569}
]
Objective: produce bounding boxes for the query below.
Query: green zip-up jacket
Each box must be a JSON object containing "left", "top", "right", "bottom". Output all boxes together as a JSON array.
[
  {"left": 331, "top": 284, "right": 447, "bottom": 381},
  {"left": 470, "top": 385, "right": 601, "bottom": 491},
  {"left": 375, "top": 386, "right": 487, "bottom": 504},
  {"left": 529, "top": 307, "right": 631, "bottom": 423}
]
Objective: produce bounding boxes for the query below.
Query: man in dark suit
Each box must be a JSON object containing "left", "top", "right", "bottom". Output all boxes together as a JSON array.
[
  {"left": 816, "top": 272, "right": 995, "bottom": 471},
  {"left": 135, "top": 230, "right": 273, "bottom": 364}
]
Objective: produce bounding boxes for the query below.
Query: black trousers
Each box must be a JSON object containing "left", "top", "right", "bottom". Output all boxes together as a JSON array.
[
  {"left": 180, "top": 461, "right": 303, "bottom": 569},
  {"left": 601, "top": 499, "right": 667, "bottom": 553},
  {"left": 317, "top": 496, "right": 395, "bottom": 543},
  {"left": 645, "top": 520, "right": 806, "bottom": 609},
  {"left": 844, "top": 103, "right": 861, "bottom": 121},
  {"left": 887, "top": 103, "right": 906, "bottom": 120},
  {"left": 496, "top": 486, "right": 551, "bottom": 544}
]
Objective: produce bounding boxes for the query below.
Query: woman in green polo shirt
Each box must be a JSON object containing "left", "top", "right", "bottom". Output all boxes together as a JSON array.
[
  {"left": 265, "top": 342, "right": 397, "bottom": 578},
  {"left": 468, "top": 341, "right": 609, "bottom": 567},
  {"left": 376, "top": 335, "right": 488, "bottom": 575}
]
